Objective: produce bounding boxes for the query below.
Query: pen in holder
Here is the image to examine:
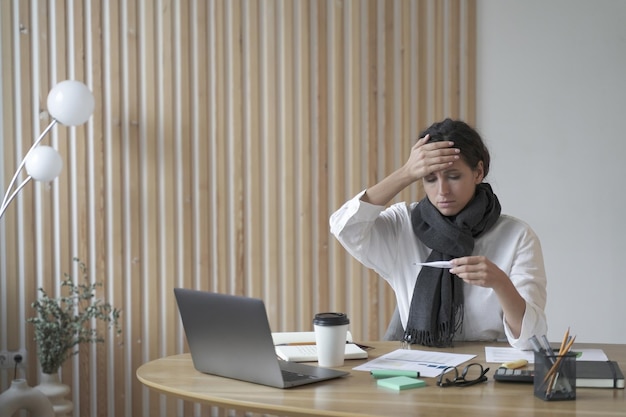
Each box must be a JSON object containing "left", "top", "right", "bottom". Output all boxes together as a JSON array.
[{"left": 533, "top": 349, "right": 576, "bottom": 401}]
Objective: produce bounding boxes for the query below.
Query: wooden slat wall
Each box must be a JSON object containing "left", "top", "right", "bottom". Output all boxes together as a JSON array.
[{"left": 0, "top": 1, "right": 476, "bottom": 416}]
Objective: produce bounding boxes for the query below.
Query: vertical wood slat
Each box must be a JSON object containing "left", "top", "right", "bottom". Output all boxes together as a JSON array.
[
  {"left": 463, "top": 0, "right": 477, "bottom": 122},
  {"left": 0, "top": 1, "right": 475, "bottom": 416},
  {"left": 294, "top": 0, "right": 312, "bottom": 331}
]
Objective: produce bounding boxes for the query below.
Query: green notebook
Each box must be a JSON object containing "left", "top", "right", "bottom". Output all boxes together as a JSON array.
[{"left": 376, "top": 376, "right": 426, "bottom": 391}]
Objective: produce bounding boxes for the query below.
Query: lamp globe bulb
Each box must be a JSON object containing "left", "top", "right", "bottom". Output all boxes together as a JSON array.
[
  {"left": 25, "top": 146, "right": 64, "bottom": 182},
  {"left": 47, "top": 80, "right": 95, "bottom": 126}
]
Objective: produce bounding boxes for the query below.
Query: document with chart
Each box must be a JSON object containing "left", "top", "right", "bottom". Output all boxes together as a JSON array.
[{"left": 353, "top": 349, "right": 476, "bottom": 378}]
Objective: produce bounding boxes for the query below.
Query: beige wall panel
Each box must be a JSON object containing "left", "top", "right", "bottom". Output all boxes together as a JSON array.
[{"left": 0, "top": 1, "right": 475, "bottom": 415}]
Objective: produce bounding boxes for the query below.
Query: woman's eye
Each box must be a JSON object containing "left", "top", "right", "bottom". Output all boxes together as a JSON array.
[{"left": 424, "top": 176, "right": 437, "bottom": 183}]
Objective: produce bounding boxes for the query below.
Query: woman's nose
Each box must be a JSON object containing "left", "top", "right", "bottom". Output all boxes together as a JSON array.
[{"left": 438, "top": 181, "right": 450, "bottom": 195}]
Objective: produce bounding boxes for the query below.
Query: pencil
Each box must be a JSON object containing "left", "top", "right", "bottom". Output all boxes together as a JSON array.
[
  {"left": 277, "top": 341, "right": 357, "bottom": 346},
  {"left": 558, "top": 327, "right": 570, "bottom": 355},
  {"left": 550, "top": 328, "right": 571, "bottom": 394},
  {"left": 543, "top": 334, "right": 576, "bottom": 384}
]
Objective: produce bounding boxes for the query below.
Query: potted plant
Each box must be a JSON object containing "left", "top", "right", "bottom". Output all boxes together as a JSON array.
[{"left": 27, "top": 257, "right": 122, "bottom": 412}]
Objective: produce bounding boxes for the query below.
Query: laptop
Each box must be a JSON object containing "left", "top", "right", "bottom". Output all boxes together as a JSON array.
[{"left": 174, "top": 288, "right": 349, "bottom": 388}]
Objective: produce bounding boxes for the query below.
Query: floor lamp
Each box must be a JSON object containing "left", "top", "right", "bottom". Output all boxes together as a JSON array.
[
  {"left": 0, "top": 80, "right": 94, "bottom": 416},
  {"left": 0, "top": 80, "right": 95, "bottom": 219}
]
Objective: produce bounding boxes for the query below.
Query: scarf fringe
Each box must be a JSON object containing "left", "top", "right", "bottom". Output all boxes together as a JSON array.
[{"left": 403, "top": 305, "right": 464, "bottom": 348}]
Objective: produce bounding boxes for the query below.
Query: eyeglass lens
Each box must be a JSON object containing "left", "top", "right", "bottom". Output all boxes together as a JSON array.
[{"left": 438, "top": 363, "right": 489, "bottom": 387}]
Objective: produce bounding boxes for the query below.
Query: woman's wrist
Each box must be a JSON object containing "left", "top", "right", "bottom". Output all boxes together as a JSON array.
[{"left": 362, "top": 168, "right": 416, "bottom": 205}]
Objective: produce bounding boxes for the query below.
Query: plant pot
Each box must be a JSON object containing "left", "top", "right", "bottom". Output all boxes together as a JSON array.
[{"left": 35, "top": 371, "right": 73, "bottom": 417}]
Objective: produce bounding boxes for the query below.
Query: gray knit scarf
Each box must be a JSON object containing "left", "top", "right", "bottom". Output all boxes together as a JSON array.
[{"left": 404, "top": 183, "right": 501, "bottom": 347}]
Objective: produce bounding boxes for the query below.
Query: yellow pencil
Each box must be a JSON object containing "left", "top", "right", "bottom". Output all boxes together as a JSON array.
[
  {"left": 543, "top": 335, "right": 576, "bottom": 384},
  {"left": 558, "top": 327, "right": 570, "bottom": 355}
]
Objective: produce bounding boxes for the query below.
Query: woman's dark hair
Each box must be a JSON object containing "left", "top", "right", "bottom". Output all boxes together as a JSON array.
[{"left": 420, "top": 118, "right": 490, "bottom": 178}]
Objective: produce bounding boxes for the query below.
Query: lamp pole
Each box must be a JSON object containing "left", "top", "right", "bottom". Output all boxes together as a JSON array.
[{"left": 0, "top": 120, "right": 59, "bottom": 218}]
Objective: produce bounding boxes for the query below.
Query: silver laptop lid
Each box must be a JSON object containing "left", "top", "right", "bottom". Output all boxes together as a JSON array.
[{"left": 174, "top": 288, "right": 348, "bottom": 388}]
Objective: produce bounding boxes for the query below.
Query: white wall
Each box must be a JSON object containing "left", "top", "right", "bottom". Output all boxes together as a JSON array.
[{"left": 476, "top": 0, "right": 626, "bottom": 343}]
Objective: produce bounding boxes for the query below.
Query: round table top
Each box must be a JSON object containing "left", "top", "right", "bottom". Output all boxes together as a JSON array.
[{"left": 136, "top": 341, "right": 625, "bottom": 417}]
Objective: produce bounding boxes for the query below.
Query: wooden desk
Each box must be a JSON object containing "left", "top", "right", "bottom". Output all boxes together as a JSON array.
[{"left": 137, "top": 341, "right": 625, "bottom": 417}]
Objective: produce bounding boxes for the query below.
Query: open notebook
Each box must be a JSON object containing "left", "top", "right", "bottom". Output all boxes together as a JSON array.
[{"left": 272, "top": 331, "right": 368, "bottom": 362}]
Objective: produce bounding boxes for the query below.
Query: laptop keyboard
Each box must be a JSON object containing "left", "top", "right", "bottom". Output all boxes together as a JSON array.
[{"left": 282, "top": 369, "right": 318, "bottom": 381}]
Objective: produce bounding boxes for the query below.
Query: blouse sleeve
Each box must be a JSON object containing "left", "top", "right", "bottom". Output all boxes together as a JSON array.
[
  {"left": 501, "top": 223, "right": 548, "bottom": 350},
  {"left": 329, "top": 191, "right": 409, "bottom": 280}
]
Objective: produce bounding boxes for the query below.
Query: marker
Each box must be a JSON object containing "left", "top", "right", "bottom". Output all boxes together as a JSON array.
[
  {"left": 370, "top": 369, "right": 420, "bottom": 379},
  {"left": 529, "top": 335, "right": 544, "bottom": 353},
  {"left": 501, "top": 359, "right": 528, "bottom": 369}
]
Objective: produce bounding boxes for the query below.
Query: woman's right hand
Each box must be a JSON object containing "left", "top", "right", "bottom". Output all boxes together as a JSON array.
[
  {"left": 403, "top": 134, "right": 460, "bottom": 181},
  {"left": 361, "top": 134, "right": 460, "bottom": 206}
]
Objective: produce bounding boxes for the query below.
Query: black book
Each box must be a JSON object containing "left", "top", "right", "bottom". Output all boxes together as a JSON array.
[{"left": 576, "top": 361, "right": 625, "bottom": 389}]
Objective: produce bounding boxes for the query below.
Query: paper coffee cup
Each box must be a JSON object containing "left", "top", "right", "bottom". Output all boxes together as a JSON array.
[{"left": 313, "top": 312, "right": 350, "bottom": 367}]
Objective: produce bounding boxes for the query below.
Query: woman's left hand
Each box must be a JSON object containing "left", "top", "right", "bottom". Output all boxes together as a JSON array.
[{"left": 449, "top": 256, "right": 508, "bottom": 289}]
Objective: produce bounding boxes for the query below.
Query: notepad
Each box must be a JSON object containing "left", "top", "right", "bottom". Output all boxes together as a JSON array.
[
  {"left": 376, "top": 376, "right": 426, "bottom": 390},
  {"left": 275, "top": 343, "right": 368, "bottom": 362}
]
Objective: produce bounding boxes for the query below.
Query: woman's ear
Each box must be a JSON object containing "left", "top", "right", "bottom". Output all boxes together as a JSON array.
[{"left": 474, "top": 161, "right": 485, "bottom": 184}]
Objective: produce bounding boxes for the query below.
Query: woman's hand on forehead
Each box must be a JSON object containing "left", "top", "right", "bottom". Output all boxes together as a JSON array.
[{"left": 404, "top": 134, "right": 460, "bottom": 180}]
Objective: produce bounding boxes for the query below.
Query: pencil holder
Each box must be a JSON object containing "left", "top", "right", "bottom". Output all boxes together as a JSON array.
[{"left": 533, "top": 350, "right": 576, "bottom": 401}]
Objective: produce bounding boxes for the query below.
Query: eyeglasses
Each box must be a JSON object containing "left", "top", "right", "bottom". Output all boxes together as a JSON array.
[{"left": 437, "top": 363, "right": 490, "bottom": 387}]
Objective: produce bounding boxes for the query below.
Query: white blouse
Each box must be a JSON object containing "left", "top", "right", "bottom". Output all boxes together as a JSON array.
[{"left": 330, "top": 190, "right": 548, "bottom": 350}]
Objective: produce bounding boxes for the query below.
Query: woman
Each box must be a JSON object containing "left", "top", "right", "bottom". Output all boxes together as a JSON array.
[{"left": 330, "top": 119, "right": 546, "bottom": 349}]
